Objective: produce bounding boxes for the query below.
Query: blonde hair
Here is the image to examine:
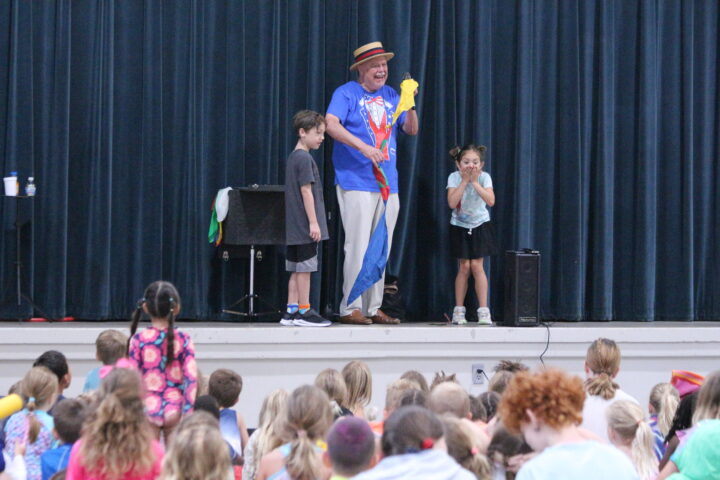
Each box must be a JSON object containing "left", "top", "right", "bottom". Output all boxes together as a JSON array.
[
  {"left": 585, "top": 338, "right": 621, "bottom": 400},
  {"left": 385, "top": 379, "right": 418, "bottom": 412},
  {"left": 606, "top": 400, "right": 658, "bottom": 480},
  {"left": 429, "top": 382, "right": 471, "bottom": 419},
  {"left": 342, "top": 361, "right": 372, "bottom": 415},
  {"left": 253, "top": 389, "right": 289, "bottom": 474},
  {"left": 160, "top": 422, "right": 230, "bottom": 480},
  {"left": 80, "top": 368, "right": 156, "bottom": 479},
  {"left": 441, "top": 416, "right": 491, "bottom": 480},
  {"left": 648, "top": 383, "right": 679, "bottom": 437},
  {"left": 315, "top": 368, "right": 348, "bottom": 408},
  {"left": 400, "top": 370, "right": 429, "bottom": 393},
  {"left": 21, "top": 367, "right": 58, "bottom": 443},
  {"left": 693, "top": 370, "right": 720, "bottom": 425},
  {"left": 95, "top": 329, "right": 129, "bottom": 365},
  {"left": 283, "top": 385, "right": 333, "bottom": 480}
]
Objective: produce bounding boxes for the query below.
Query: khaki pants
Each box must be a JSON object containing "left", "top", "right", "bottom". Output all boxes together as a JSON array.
[{"left": 336, "top": 186, "right": 400, "bottom": 316}]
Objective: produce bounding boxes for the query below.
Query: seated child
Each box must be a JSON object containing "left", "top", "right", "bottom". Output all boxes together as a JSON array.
[
  {"left": 83, "top": 330, "right": 129, "bottom": 392},
  {"left": 323, "top": 417, "right": 376, "bottom": 478},
  {"left": 208, "top": 369, "right": 249, "bottom": 464},
  {"left": 41, "top": 398, "right": 88, "bottom": 480}
]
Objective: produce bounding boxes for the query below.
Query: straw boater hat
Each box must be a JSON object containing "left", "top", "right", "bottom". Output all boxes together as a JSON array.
[{"left": 349, "top": 41, "right": 395, "bottom": 71}]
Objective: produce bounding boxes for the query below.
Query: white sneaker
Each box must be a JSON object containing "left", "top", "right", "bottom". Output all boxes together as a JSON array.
[
  {"left": 452, "top": 306, "right": 467, "bottom": 325},
  {"left": 477, "top": 307, "right": 492, "bottom": 325}
]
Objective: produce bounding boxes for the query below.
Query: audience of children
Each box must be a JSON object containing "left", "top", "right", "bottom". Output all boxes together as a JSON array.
[{"left": 6, "top": 320, "right": 720, "bottom": 480}]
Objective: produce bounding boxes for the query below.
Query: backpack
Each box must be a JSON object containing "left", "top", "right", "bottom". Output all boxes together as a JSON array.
[{"left": 381, "top": 275, "right": 406, "bottom": 321}]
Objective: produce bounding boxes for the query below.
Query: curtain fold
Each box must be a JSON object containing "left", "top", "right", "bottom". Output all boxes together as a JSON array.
[{"left": 0, "top": 0, "right": 717, "bottom": 321}]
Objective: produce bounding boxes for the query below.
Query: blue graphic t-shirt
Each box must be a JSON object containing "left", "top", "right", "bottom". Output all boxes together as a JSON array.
[
  {"left": 326, "top": 81, "right": 406, "bottom": 193},
  {"left": 447, "top": 170, "right": 493, "bottom": 228}
]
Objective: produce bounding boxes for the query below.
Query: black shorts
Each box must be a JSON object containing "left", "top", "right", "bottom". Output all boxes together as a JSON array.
[
  {"left": 449, "top": 222, "right": 498, "bottom": 259},
  {"left": 286, "top": 243, "right": 317, "bottom": 263}
]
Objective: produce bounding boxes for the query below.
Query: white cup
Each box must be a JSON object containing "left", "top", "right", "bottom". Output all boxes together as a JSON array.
[{"left": 4, "top": 176, "right": 18, "bottom": 196}]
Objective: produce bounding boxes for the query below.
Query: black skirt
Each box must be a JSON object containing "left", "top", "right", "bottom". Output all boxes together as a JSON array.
[{"left": 449, "top": 221, "right": 498, "bottom": 259}]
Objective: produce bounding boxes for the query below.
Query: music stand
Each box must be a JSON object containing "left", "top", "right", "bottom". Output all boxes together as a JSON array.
[
  {"left": 1, "top": 196, "right": 50, "bottom": 320},
  {"left": 220, "top": 185, "right": 285, "bottom": 319}
]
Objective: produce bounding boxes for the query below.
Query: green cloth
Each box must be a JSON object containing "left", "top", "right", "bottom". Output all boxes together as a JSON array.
[
  {"left": 668, "top": 419, "right": 720, "bottom": 480},
  {"left": 208, "top": 208, "right": 218, "bottom": 243}
]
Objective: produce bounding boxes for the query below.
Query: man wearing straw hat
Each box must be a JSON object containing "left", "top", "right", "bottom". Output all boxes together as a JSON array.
[{"left": 326, "top": 41, "right": 419, "bottom": 325}]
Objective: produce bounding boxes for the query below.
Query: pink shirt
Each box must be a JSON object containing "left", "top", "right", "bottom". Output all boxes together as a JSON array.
[{"left": 65, "top": 438, "right": 164, "bottom": 480}]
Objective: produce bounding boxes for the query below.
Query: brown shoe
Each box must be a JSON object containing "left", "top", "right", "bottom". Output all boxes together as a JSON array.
[
  {"left": 370, "top": 309, "right": 400, "bottom": 325},
  {"left": 338, "top": 309, "right": 372, "bottom": 325}
]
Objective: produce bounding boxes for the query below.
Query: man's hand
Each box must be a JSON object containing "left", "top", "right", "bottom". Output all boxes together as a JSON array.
[
  {"left": 361, "top": 143, "right": 386, "bottom": 167},
  {"left": 309, "top": 221, "right": 321, "bottom": 242}
]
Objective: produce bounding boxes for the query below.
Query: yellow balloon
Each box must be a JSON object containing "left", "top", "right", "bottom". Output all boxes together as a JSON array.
[
  {"left": 392, "top": 77, "right": 420, "bottom": 125},
  {"left": 0, "top": 393, "right": 23, "bottom": 420}
]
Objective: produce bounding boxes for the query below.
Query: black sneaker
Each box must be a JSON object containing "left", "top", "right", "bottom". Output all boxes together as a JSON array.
[
  {"left": 279, "top": 311, "right": 296, "bottom": 326},
  {"left": 292, "top": 308, "right": 331, "bottom": 327}
]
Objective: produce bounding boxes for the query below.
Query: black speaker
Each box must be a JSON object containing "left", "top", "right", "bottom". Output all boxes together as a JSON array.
[
  {"left": 502, "top": 250, "right": 540, "bottom": 326},
  {"left": 222, "top": 186, "right": 285, "bottom": 245}
]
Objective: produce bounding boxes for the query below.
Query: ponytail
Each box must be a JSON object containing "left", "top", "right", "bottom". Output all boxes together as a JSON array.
[
  {"left": 166, "top": 297, "right": 176, "bottom": 365},
  {"left": 285, "top": 431, "right": 323, "bottom": 480},
  {"left": 128, "top": 300, "right": 144, "bottom": 353},
  {"left": 649, "top": 383, "right": 680, "bottom": 437},
  {"left": 26, "top": 397, "right": 41, "bottom": 444},
  {"left": 631, "top": 421, "right": 659, "bottom": 480},
  {"left": 449, "top": 146, "right": 462, "bottom": 162},
  {"left": 585, "top": 373, "right": 618, "bottom": 400}
]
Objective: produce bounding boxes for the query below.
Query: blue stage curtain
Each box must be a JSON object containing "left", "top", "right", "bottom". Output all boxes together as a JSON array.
[{"left": 0, "top": 0, "right": 717, "bottom": 321}]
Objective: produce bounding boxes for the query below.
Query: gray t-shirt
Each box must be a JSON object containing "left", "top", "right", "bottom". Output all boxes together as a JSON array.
[{"left": 285, "top": 149, "right": 329, "bottom": 245}]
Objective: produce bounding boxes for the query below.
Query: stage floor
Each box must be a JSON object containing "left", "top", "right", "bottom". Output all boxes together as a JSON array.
[{"left": 2, "top": 320, "right": 719, "bottom": 426}]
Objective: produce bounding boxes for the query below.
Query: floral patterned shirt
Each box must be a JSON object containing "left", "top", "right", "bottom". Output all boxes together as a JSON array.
[
  {"left": 128, "top": 327, "right": 198, "bottom": 426},
  {"left": 3, "top": 409, "right": 55, "bottom": 480}
]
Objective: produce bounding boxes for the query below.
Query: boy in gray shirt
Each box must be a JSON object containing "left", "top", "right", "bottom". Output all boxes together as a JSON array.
[{"left": 282, "top": 110, "right": 331, "bottom": 326}]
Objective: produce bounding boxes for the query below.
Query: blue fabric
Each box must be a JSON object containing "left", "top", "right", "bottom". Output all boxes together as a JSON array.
[
  {"left": 447, "top": 171, "right": 493, "bottom": 228},
  {"left": 219, "top": 408, "right": 242, "bottom": 460},
  {"left": 41, "top": 443, "right": 73, "bottom": 480},
  {"left": 348, "top": 208, "right": 389, "bottom": 305},
  {"left": 517, "top": 442, "right": 638, "bottom": 480},
  {"left": 648, "top": 415, "right": 666, "bottom": 460},
  {"left": 326, "top": 81, "right": 405, "bottom": 193},
  {"left": 0, "top": 438, "right": 5, "bottom": 473},
  {"left": 82, "top": 367, "right": 101, "bottom": 392}
]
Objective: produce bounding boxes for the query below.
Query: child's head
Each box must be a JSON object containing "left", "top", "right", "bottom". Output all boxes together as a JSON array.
[
  {"left": 283, "top": 385, "right": 333, "bottom": 480},
  {"left": 342, "top": 360, "right": 373, "bottom": 412},
  {"left": 693, "top": 370, "right": 720, "bottom": 424},
  {"left": 161, "top": 422, "right": 231, "bottom": 480},
  {"left": 325, "top": 417, "right": 376, "bottom": 477},
  {"left": 648, "top": 382, "right": 680, "bottom": 437},
  {"left": 449, "top": 144, "right": 487, "bottom": 170},
  {"left": 81, "top": 367, "right": 155, "bottom": 478},
  {"left": 398, "top": 389, "right": 428, "bottom": 409},
  {"left": 584, "top": 337, "right": 621, "bottom": 400},
  {"left": 381, "top": 405, "right": 443, "bottom": 457},
  {"left": 384, "top": 379, "right": 419, "bottom": 417},
  {"left": 488, "top": 361, "right": 528, "bottom": 395},
  {"left": 253, "top": 389, "right": 290, "bottom": 475},
  {"left": 469, "top": 395, "right": 487, "bottom": 423},
  {"left": 33, "top": 350, "right": 71, "bottom": 393},
  {"left": 429, "top": 370, "right": 458, "bottom": 390},
  {"left": 441, "top": 416, "right": 492, "bottom": 479},
  {"left": 400, "top": 370, "right": 429, "bottom": 393},
  {"left": 208, "top": 368, "right": 242, "bottom": 409},
  {"left": 665, "top": 391, "right": 698, "bottom": 443},
  {"left": 176, "top": 410, "right": 220, "bottom": 433},
  {"left": 293, "top": 110, "right": 326, "bottom": 150},
  {"left": 21, "top": 366, "right": 59, "bottom": 443},
  {"left": 52, "top": 398, "right": 88, "bottom": 445},
  {"left": 193, "top": 395, "right": 221, "bottom": 419},
  {"left": 486, "top": 425, "right": 532, "bottom": 478},
  {"left": 131, "top": 280, "right": 181, "bottom": 363},
  {"left": 477, "top": 391, "right": 501, "bottom": 422},
  {"left": 606, "top": 400, "right": 658, "bottom": 479},
  {"left": 429, "top": 382, "right": 471, "bottom": 419},
  {"left": 499, "top": 368, "right": 585, "bottom": 451},
  {"left": 314, "top": 368, "right": 348, "bottom": 407},
  {"left": 95, "top": 329, "right": 129, "bottom": 365}
]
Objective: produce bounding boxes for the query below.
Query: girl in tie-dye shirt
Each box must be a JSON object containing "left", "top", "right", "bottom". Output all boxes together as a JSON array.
[{"left": 128, "top": 281, "right": 197, "bottom": 444}]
